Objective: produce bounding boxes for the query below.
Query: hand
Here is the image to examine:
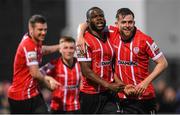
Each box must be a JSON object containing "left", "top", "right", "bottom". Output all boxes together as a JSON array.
[
  {"left": 135, "top": 80, "right": 150, "bottom": 96},
  {"left": 124, "top": 84, "right": 136, "bottom": 96},
  {"left": 76, "top": 37, "right": 85, "bottom": 54},
  {"left": 44, "top": 76, "right": 61, "bottom": 91},
  {"left": 107, "top": 82, "right": 125, "bottom": 93}
]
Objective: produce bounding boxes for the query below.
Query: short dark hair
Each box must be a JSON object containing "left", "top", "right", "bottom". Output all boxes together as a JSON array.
[
  {"left": 116, "top": 8, "right": 134, "bottom": 19},
  {"left": 86, "top": 7, "right": 104, "bottom": 19},
  {"left": 29, "top": 14, "right": 47, "bottom": 27},
  {"left": 59, "top": 36, "right": 75, "bottom": 44}
]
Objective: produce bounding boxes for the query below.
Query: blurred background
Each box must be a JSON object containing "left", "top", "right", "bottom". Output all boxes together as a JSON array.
[{"left": 0, "top": 0, "right": 180, "bottom": 113}]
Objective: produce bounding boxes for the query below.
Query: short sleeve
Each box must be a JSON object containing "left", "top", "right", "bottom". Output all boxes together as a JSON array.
[
  {"left": 22, "top": 41, "right": 38, "bottom": 66},
  {"left": 145, "top": 37, "right": 163, "bottom": 61}
]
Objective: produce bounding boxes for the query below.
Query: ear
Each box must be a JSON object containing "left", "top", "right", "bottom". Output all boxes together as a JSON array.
[
  {"left": 86, "top": 19, "right": 90, "bottom": 23},
  {"left": 59, "top": 44, "right": 62, "bottom": 53},
  {"left": 28, "top": 24, "right": 33, "bottom": 35},
  {"left": 114, "top": 22, "right": 119, "bottom": 27}
]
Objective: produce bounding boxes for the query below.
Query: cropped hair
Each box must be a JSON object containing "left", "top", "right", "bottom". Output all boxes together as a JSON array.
[
  {"left": 116, "top": 8, "right": 134, "bottom": 19},
  {"left": 29, "top": 14, "right": 47, "bottom": 27},
  {"left": 86, "top": 7, "right": 103, "bottom": 19},
  {"left": 59, "top": 36, "right": 75, "bottom": 44}
]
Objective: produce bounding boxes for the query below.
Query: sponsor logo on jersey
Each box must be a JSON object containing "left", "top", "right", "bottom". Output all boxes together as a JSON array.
[
  {"left": 95, "top": 61, "right": 112, "bottom": 67},
  {"left": 64, "top": 84, "right": 79, "bottom": 89},
  {"left": 118, "top": 60, "right": 138, "bottom": 66}
]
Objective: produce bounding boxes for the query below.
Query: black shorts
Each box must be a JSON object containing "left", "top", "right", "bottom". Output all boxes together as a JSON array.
[
  {"left": 79, "top": 91, "right": 119, "bottom": 114},
  {"left": 8, "top": 94, "right": 49, "bottom": 114},
  {"left": 51, "top": 109, "right": 81, "bottom": 114},
  {"left": 118, "top": 98, "right": 157, "bottom": 114}
]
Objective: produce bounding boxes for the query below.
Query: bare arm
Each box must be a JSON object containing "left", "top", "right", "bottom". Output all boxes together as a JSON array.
[
  {"left": 29, "top": 65, "right": 60, "bottom": 91},
  {"left": 80, "top": 61, "right": 121, "bottom": 92},
  {"left": 135, "top": 55, "right": 168, "bottom": 95},
  {"left": 76, "top": 22, "right": 88, "bottom": 51},
  {"left": 42, "top": 44, "right": 59, "bottom": 55}
]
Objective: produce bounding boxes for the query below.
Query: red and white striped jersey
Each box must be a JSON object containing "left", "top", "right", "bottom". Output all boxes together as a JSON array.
[
  {"left": 8, "top": 33, "right": 42, "bottom": 100},
  {"left": 42, "top": 58, "right": 81, "bottom": 111},
  {"left": 77, "top": 30, "right": 114, "bottom": 94},
  {"left": 109, "top": 26, "right": 163, "bottom": 100}
]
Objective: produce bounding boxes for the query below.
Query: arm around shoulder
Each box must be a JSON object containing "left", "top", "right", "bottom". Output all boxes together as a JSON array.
[{"left": 42, "top": 44, "right": 59, "bottom": 55}]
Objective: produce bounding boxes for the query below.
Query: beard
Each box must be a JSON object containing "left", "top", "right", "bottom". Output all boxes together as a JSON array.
[
  {"left": 120, "top": 26, "right": 136, "bottom": 42},
  {"left": 120, "top": 27, "right": 133, "bottom": 39}
]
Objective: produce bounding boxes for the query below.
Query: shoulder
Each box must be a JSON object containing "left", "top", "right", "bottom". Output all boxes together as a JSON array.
[
  {"left": 108, "top": 25, "right": 119, "bottom": 32},
  {"left": 84, "top": 31, "right": 95, "bottom": 47},
  {"left": 136, "top": 29, "right": 153, "bottom": 41},
  {"left": 21, "top": 34, "right": 36, "bottom": 48}
]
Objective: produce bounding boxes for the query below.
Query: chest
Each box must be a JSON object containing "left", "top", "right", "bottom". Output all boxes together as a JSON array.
[
  {"left": 54, "top": 62, "right": 81, "bottom": 85},
  {"left": 90, "top": 39, "right": 114, "bottom": 60},
  {"left": 113, "top": 37, "right": 147, "bottom": 61}
]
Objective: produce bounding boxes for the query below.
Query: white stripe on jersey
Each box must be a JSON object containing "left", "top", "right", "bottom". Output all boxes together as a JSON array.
[
  {"left": 107, "top": 39, "right": 114, "bottom": 82},
  {"left": 27, "top": 78, "right": 33, "bottom": 99},
  {"left": 63, "top": 65, "right": 68, "bottom": 111},
  {"left": 130, "top": 42, "right": 137, "bottom": 85},
  {"left": 74, "top": 63, "right": 80, "bottom": 110},
  {"left": 118, "top": 37, "right": 123, "bottom": 80},
  {"left": 118, "top": 38, "right": 126, "bottom": 99},
  {"left": 95, "top": 37, "right": 104, "bottom": 93}
]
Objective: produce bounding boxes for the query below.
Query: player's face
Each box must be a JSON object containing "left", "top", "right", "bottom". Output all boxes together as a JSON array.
[
  {"left": 117, "top": 14, "right": 135, "bottom": 39},
  {"left": 60, "top": 42, "right": 75, "bottom": 61},
  {"left": 88, "top": 9, "right": 106, "bottom": 32},
  {"left": 30, "top": 23, "right": 47, "bottom": 42}
]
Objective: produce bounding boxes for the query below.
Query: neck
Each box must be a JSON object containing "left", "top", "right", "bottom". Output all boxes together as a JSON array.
[
  {"left": 89, "top": 29, "right": 106, "bottom": 42},
  {"left": 28, "top": 33, "right": 39, "bottom": 44},
  {"left": 62, "top": 58, "right": 74, "bottom": 67}
]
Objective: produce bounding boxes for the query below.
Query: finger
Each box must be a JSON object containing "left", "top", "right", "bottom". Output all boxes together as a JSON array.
[{"left": 137, "top": 88, "right": 144, "bottom": 96}]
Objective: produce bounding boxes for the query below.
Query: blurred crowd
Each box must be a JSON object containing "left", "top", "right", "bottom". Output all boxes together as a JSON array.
[{"left": 1, "top": 79, "right": 180, "bottom": 114}]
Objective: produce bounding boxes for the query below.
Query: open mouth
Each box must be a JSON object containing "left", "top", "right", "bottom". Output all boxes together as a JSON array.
[{"left": 96, "top": 22, "right": 104, "bottom": 28}]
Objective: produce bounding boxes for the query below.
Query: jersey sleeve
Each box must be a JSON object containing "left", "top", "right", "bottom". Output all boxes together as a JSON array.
[
  {"left": 145, "top": 37, "right": 163, "bottom": 61},
  {"left": 22, "top": 41, "right": 39, "bottom": 66}
]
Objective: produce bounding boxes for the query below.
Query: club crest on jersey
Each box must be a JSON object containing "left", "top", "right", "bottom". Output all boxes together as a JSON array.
[{"left": 133, "top": 47, "right": 139, "bottom": 54}]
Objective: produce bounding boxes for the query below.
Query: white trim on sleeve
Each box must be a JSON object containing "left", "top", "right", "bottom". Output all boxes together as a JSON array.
[
  {"left": 77, "top": 58, "right": 91, "bottom": 62},
  {"left": 152, "top": 52, "right": 163, "bottom": 61}
]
